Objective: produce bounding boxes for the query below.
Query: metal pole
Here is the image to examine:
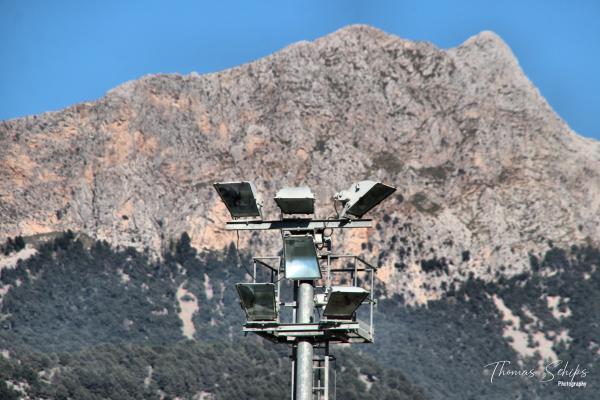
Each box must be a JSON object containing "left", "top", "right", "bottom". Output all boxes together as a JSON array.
[
  {"left": 295, "top": 280, "right": 314, "bottom": 400},
  {"left": 324, "top": 344, "right": 329, "bottom": 400},
  {"left": 291, "top": 347, "right": 296, "bottom": 400},
  {"left": 370, "top": 267, "right": 374, "bottom": 337}
]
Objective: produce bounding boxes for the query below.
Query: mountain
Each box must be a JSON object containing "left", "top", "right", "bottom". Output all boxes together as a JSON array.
[
  {"left": 1, "top": 25, "right": 599, "bottom": 399},
  {"left": 1, "top": 25, "right": 599, "bottom": 304}
]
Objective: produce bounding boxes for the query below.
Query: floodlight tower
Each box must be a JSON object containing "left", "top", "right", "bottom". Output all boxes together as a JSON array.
[{"left": 214, "top": 180, "right": 395, "bottom": 400}]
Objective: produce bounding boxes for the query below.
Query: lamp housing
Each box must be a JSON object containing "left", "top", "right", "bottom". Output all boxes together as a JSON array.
[
  {"left": 334, "top": 181, "right": 396, "bottom": 218},
  {"left": 323, "top": 286, "right": 369, "bottom": 319},
  {"left": 275, "top": 186, "right": 315, "bottom": 215},
  {"left": 235, "top": 283, "right": 277, "bottom": 321},
  {"left": 213, "top": 181, "right": 263, "bottom": 218},
  {"left": 283, "top": 235, "right": 322, "bottom": 280}
]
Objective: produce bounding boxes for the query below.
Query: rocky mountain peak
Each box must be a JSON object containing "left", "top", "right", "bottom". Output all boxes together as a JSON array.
[
  {"left": 1, "top": 25, "right": 599, "bottom": 304},
  {"left": 461, "top": 30, "right": 511, "bottom": 51}
]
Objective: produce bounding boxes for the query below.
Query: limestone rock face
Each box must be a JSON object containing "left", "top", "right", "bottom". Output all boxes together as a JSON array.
[{"left": 1, "top": 25, "right": 599, "bottom": 302}]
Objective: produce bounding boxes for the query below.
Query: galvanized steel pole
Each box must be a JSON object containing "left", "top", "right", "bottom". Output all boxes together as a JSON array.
[{"left": 295, "top": 281, "right": 314, "bottom": 400}]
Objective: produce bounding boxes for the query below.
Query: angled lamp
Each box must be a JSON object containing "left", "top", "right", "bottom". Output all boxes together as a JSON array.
[
  {"left": 334, "top": 180, "right": 396, "bottom": 218},
  {"left": 213, "top": 181, "right": 263, "bottom": 218},
  {"left": 275, "top": 186, "right": 315, "bottom": 215},
  {"left": 235, "top": 283, "right": 277, "bottom": 321},
  {"left": 283, "top": 235, "right": 322, "bottom": 280},
  {"left": 323, "top": 286, "right": 370, "bottom": 319}
]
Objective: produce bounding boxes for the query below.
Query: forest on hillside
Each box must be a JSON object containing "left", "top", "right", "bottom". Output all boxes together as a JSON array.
[
  {"left": 0, "top": 233, "right": 425, "bottom": 399},
  {"left": 0, "top": 233, "right": 598, "bottom": 399}
]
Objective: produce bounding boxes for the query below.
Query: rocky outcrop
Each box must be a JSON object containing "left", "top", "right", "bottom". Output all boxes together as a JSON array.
[{"left": 1, "top": 25, "right": 599, "bottom": 303}]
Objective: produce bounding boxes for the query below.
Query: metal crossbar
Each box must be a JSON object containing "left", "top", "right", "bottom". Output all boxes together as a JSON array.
[{"left": 225, "top": 218, "right": 372, "bottom": 231}]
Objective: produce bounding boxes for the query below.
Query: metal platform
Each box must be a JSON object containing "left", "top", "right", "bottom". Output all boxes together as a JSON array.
[{"left": 243, "top": 320, "right": 373, "bottom": 344}]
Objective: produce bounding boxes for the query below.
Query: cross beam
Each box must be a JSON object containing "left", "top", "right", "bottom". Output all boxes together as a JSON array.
[{"left": 224, "top": 218, "right": 372, "bottom": 231}]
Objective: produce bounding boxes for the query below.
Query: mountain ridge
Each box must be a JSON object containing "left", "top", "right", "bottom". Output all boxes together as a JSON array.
[{"left": 1, "top": 24, "right": 599, "bottom": 304}]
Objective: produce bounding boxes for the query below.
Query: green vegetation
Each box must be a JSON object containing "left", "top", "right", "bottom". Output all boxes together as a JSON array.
[
  {"left": 0, "top": 341, "right": 290, "bottom": 400},
  {"left": 0, "top": 340, "right": 427, "bottom": 400},
  {"left": 0, "top": 232, "right": 427, "bottom": 399},
  {"left": 1, "top": 235, "right": 25, "bottom": 255},
  {"left": 419, "top": 256, "right": 449, "bottom": 274},
  {"left": 1, "top": 232, "right": 598, "bottom": 399},
  {"left": 370, "top": 245, "right": 600, "bottom": 399}
]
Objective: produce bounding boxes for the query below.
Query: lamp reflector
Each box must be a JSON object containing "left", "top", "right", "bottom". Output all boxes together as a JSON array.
[
  {"left": 323, "top": 286, "right": 369, "bottom": 319},
  {"left": 235, "top": 283, "right": 277, "bottom": 321},
  {"left": 335, "top": 181, "right": 396, "bottom": 218},
  {"left": 275, "top": 186, "right": 315, "bottom": 214},
  {"left": 284, "top": 236, "right": 321, "bottom": 280},
  {"left": 213, "top": 181, "right": 263, "bottom": 218}
]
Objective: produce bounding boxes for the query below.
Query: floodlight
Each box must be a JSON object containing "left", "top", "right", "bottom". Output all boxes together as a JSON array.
[
  {"left": 235, "top": 283, "right": 277, "bottom": 321},
  {"left": 275, "top": 187, "right": 315, "bottom": 214},
  {"left": 213, "top": 181, "right": 263, "bottom": 218},
  {"left": 284, "top": 235, "right": 321, "bottom": 280},
  {"left": 334, "top": 181, "right": 396, "bottom": 218},
  {"left": 323, "top": 286, "right": 369, "bottom": 319}
]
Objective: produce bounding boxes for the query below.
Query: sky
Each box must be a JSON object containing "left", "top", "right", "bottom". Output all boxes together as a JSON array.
[{"left": 1, "top": 0, "right": 599, "bottom": 140}]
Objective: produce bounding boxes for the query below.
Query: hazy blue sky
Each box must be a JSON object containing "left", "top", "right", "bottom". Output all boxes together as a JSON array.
[{"left": 1, "top": 0, "right": 598, "bottom": 139}]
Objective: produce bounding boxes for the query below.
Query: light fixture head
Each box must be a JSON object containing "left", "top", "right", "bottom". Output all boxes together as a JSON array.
[
  {"left": 323, "top": 286, "right": 369, "bottom": 319},
  {"left": 275, "top": 186, "right": 315, "bottom": 215},
  {"left": 235, "top": 283, "right": 277, "bottom": 321},
  {"left": 283, "top": 235, "right": 322, "bottom": 280},
  {"left": 334, "top": 180, "right": 396, "bottom": 218},
  {"left": 213, "top": 181, "right": 263, "bottom": 219}
]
